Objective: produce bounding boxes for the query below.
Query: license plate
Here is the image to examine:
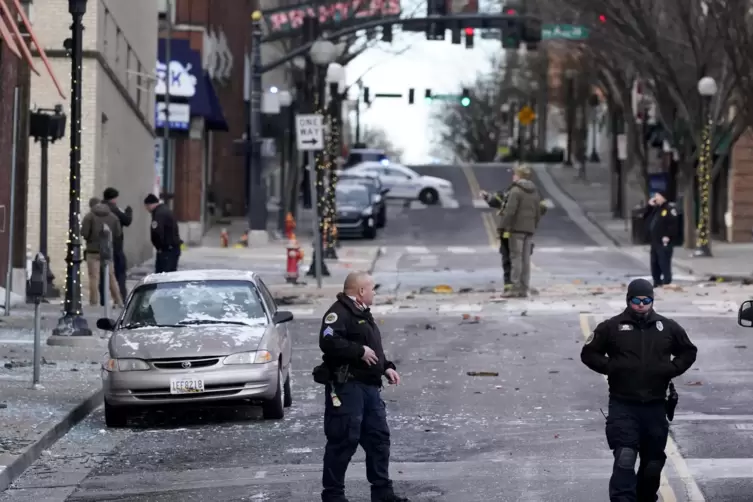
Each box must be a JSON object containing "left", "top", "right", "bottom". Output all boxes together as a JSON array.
[{"left": 169, "top": 377, "right": 205, "bottom": 395}]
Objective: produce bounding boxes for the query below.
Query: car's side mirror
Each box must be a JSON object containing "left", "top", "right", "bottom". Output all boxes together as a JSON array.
[
  {"left": 96, "top": 318, "right": 116, "bottom": 331},
  {"left": 381, "top": 188, "right": 390, "bottom": 195},
  {"left": 273, "top": 311, "right": 294, "bottom": 324},
  {"left": 739, "top": 300, "right": 753, "bottom": 328}
]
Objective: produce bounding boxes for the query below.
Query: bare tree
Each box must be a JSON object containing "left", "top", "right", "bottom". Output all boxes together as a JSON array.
[
  {"left": 360, "top": 126, "right": 405, "bottom": 160},
  {"left": 431, "top": 51, "right": 545, "bottom": 162},
  {"left": 568, "top": 0, "right": 748, "bottom": 247}
]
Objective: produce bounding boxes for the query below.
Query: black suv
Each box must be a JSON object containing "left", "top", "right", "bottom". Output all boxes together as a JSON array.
[{"left": 344, "top": 148, "right": 389, "bottom": 168}]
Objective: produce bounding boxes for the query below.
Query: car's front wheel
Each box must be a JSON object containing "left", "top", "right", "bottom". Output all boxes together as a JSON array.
[
  {"left": 104, "top": 400, "right": 130, "bottom": 428},
  {"left": 262, "top": 369, "right": 285, "bottom": 419},
  {"left": 419, "top": 187, "right": 439, "bottom": 205}
]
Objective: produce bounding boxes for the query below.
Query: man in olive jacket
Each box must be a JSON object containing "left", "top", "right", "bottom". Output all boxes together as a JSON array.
[{"left": 497, "top": 164, "right": 542, "bottom": 297}]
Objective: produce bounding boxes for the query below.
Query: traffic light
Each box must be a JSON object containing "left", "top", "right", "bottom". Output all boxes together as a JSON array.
[
  {"left": 502, "top": 20, "right": 521, "bottom": 49},
  {"left": 363, "top": 87, "right": 370, "bottom": 105},
  {"left": 382, "top": 24, "right": 392, "bottom": 42},
  {"left": 451, "top": 27, "right": 461, "bottom": 44},
  {"left": 426, "top": 0, "right": 446, "bottom": 40},
  {"left": 425, "top": 89, "right": 432, "bottom": 103},
  {"left": 465, "top": 27, "right": 474, "bottom": 48},
  {"left": 461, "top": 88, "right": 470, "bottom": 107},
  {"left": 408, "top": 88, "right": 415, "bottom": 104},
  {"left": 598, "top": 14, "right": 606, "bottom": 23}
]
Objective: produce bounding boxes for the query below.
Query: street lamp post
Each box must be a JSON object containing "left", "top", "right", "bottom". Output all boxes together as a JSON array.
[
  {"left": 275, "top": 89, "right": 293, "bottom": 235},
  {"left": 695, "top": 76, "right": 717, "bottom": 257},
  {"left": 588, "top": 93, "right": 601, "bottom": 163},
  {"left": 305, "top": 38, "right": 338, "bottom": 280},
  {"left": 324, "top": 62, "right": 346, "bottom": 259},
  {"left": 53, "top": 0, "right": 91, "bottom": 337},
  {"left": 564, "top": 69, "right": 576, "bottom": 167}
]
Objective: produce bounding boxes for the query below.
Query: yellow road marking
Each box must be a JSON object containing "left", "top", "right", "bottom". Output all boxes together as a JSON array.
[{"left": 578, "top": 314, "right": 679, "bottom": 502}]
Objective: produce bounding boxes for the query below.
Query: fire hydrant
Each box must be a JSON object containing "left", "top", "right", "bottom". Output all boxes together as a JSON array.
[
  {"left": 286, "top": 236, "right": 304, "bottom": 283},
  {"left": 220, "top": 228, "right": 229, "bottom": 248},
  {"left": 284, "top": 212, "right": 296, "bottom": 240}
]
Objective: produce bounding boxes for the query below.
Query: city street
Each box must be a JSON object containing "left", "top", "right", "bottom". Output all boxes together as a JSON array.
[{"left": 2, "top": 164, "right": 753, "bottom": 501}]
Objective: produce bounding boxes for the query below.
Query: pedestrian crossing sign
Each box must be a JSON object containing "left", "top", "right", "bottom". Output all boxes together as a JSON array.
[{"left": 518, "top": 106, "right": 535, "bottom": 126}]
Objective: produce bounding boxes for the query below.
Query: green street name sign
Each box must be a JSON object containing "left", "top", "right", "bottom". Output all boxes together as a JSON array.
[
  {"left": 542, "top": 24, "right": 589, "bottom": 40},
  {"left": 430, "top": 94, "right": 460, "bottom": 100}
]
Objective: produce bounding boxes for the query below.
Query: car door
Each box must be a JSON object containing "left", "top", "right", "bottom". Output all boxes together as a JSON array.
[
  {"left": 257, "top": 279, "right": 291, "bottom": 370},
  {"left": 382, "top": 167, "right": 416, "bottom": 198}
]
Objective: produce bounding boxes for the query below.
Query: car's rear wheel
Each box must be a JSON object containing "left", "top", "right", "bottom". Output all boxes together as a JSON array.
[
  {"left": 283, "top": 365, "right": 292, "bottom": 408},
  {"left": 262, "top": 369, "right": 285, "bottom": 419},
  {"left": 104, "top": 400, "right": 129, "bottom": 428},
  {"left": 363, "top": 225, "right": 377, "bottom": 239},
  {"left": 419, "top": 187, "right": 439, "bottom": 205}
]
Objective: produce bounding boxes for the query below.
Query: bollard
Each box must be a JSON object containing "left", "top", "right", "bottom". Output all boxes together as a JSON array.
[
  {"left": 28, "top": 253, "right": 47, "bottom": 388},
  {"left": 99, "top": 225, "right": 113, "bottom": 319}
]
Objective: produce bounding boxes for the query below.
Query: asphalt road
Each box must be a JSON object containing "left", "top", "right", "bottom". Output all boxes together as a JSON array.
[{"left": 5, "top": 311, "right": 753, "bottom": 501}]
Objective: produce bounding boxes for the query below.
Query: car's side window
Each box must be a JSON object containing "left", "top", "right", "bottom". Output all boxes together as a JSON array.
[{"left": 257, "top": 280, "right": 277, "bottom": 317}]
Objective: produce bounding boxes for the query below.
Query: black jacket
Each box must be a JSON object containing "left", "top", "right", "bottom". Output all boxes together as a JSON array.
[
  {"left": 581, "top": 309, "right": 697, "bottom": 403},
  {"left": 150, "top": 203, "right": 181, "bottom": 251},
  {"left": 644, "top": 202, "right": 679, "bottom": 244},
  {"left": 105, "top": 201, "right": 132, "bottom": 253},
  {"left": 318, "top": 293, "right": 396, "bottom": 386}
]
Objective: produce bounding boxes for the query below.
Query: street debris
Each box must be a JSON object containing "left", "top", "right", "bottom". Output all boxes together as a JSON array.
[
  {"left": 687, "top": 381, "right": 703, "bottom": 386},
  {"left": 735, "top": 345, "right": 747, "bottom": 349},
  {"left": 432, "top": 285, "right": 453, "bottom": 294},
  {"left": 467, "top": 371, "right": 499, "bottom": 377}
]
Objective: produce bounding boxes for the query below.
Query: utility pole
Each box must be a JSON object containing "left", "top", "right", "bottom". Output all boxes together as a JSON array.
[{"left": 162, "top": 0, "right": 172, "bottom": 204}]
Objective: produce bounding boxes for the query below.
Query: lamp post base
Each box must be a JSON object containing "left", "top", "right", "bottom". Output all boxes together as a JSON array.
[
  {"left": 324, "top": 246, "right": 338, "bottom": 260},
  {"left": 306, "top": 247, "right": 331, "bottom": 277},
  {"left": 589, "top": 150, "right": 600, "bottom": 163},
  {"left": 563, "top": 159, "right": 573, "bottom": 167},
  {"left": 693, "top": 244, "right": 713, "bottom": 258},
  {"left": 51, "top": 312, "right": 92, "bottom": 337}
]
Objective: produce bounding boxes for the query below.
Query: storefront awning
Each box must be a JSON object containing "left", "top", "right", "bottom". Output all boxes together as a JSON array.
[
  {"left": 0, "top": 0, "right": 66, "bottom": 99},
  {"left": 156, "top": 39, "right": 228, "bottom": 132}
]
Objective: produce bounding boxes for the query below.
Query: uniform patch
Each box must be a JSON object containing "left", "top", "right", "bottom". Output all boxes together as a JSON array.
[
  {"left": 322, "top": 326, "right": 334, "bottom": 337},
  {"left": 358, "top": 320, "right": 366, "bottom": 324},
  {"left": 324, "top": 312, "right": 338, "bottom": 324},
  {"left": 619, "top": 324, "right": 633, "bottom": 331},
  {"left": 656, "top": 321, "right": 664, "bottom": 331},
  {"left": 670, "top": 208, "right": 677, "bottom": 216},
  {"left": 151, "top": 221, "right": 158, "bottom": 229},
  {"left": 586, "top": 332, "right": 594, "bottom": 344},
  {"left": 661, "top": 209, "right": 667, "bottom": 217}
]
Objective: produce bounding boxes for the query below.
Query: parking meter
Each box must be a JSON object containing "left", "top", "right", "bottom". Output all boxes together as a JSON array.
[
  {"left": 28, "top": 253, "right": 47, "bottom": 300},
  {"left": 99, "top": 225, "right": 113, "bottom": 261}
]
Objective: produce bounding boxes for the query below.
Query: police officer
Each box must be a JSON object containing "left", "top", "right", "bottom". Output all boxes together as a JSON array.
[
  {"left": 143, "top": 193, "right": 182, "bottom": 273},
  {"left": 581, "top": 278, "right": 698, "bottom": 502},
  {"left": 643, "top": 191, "right": 679, "bottom": 288},
  {"left": 316, "top": 271, "right": 409, "bottom": 502}
]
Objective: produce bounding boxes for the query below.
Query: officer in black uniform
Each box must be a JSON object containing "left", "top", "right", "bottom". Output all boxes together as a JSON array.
[
  {"left": 643, "top": 191, "right": 679, "bottom": 288},
  {"left": 315, "top": 271, "right": 409, "bottom": 502},
  {"left": 581, "top": 278, "right": 698, "bottom": 502},
  {"left": 143, "top": 194, "right": 182, "bottom": 273}
]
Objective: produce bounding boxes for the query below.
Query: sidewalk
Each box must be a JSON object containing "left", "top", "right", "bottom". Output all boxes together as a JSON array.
[
  {"left": 544, "top": 163, "right": 753, "bottom": 281},
  {"left": 0, "top": 303, "right": 106, "bottom": 492}
]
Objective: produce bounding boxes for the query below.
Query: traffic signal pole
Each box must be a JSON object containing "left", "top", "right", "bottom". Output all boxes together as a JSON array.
[{"left": 258, "top": 13, "right": 542, "bottom": 74}]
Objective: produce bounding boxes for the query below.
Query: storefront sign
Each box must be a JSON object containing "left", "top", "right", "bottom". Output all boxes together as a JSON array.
[
  {"left": 263, "top": 0, "right": 401, "bottom": 39},
  {"left": 155, "top": 102, "right": 191, "bottom": 130},
  {"left": 155, "top": 60, "right": 198, "bottom": 98}
]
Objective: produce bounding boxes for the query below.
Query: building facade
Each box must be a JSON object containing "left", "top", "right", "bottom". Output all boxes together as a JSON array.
[{"left": 26, "top": 0, "right": 158, "bottom": 285}]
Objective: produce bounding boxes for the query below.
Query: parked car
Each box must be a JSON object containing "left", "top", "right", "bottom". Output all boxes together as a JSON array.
[
  {"left": 739, "top": 300, "right": 753, "bottom": 327},
  {"left": 336, "top": 170, "right": 389, "bottom": 228},
  {"left": 335, "top": 184, "right": 379, "bottom": 239},
  {"left": 347, "top": 161, "right": 454, "bottom": 205},
  {"left": 344, "top": 147, "right": 389, "bottom": 168},
  {"left": 96, "top": 270, "right": 295, "bottom": 427}
]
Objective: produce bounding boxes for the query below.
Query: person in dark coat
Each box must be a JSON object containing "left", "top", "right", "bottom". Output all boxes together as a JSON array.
[
  {"left": 581, "top": 279, "right": 697, "bottom": 501},
  {"left": 643, "top": 191, "right": 679, "bottom": 288},
  {"left": 102, "top": 187, "right": 133, "bottom": 302},
  {"left": 144, "top": 193, "right": 182, "bottom": 273}
]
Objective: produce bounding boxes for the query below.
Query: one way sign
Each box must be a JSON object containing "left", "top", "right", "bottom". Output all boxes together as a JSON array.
[{"left": 295, "top": 114, "right": 324, "bottom": 151}]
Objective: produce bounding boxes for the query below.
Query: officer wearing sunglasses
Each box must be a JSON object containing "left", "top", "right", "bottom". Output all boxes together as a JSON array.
[{"left": 581, "top": 278, "right": 697, "bottom": 502}]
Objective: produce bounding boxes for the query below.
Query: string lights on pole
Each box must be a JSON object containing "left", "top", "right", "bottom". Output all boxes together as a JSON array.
[
  {"left": 695, "top": 118, "right": 713, "bottom": 253},
  {"left": 324, "top": 93, "right": 340, "bottom": 257}
]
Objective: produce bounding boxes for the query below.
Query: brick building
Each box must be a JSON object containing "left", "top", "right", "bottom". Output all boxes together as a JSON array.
[
  {"left": 156, "top": 0, "right": 252, "bottom": 240},
  {"left": 26, "top": 0, "right": 158, "bottom": 285},
  {"left": 0, "top": 0, "right": 64, "bottom": 294}
]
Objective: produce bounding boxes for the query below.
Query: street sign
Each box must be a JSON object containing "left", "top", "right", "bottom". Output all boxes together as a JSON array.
[
  {"left": 542, "top": 24, "right": 589, "bottom": 40},
  {"left": 517, "top": 106, "right": 535, "bottom": 126},
  {"left": 295, "top": 114, "right": 324, "bottom": 151}
]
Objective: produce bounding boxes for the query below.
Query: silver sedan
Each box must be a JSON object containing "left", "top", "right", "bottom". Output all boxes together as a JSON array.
[{"left": 96, "top": 270, "right": 294, "bottom": 427}]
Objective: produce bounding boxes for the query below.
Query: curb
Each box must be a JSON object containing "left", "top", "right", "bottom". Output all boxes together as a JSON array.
[
  {"left": 540, "top": 166, "right": 624, "bottom": 248},
  {"left": 0, "top": 389, "right": 103, "bottom": 492}
]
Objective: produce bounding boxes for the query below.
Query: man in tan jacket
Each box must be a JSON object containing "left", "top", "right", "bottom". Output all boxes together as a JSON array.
[
  {"left": 496, "top": 164, "right": 542, "bottom": 298},
  {"left": 81, "top": 197, "right": 124, "bottom": 307}
]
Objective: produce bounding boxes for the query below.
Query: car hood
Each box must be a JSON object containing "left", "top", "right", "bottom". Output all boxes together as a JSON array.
[
  {"left": 421, "top": 175, "right": 452, "bottom": 187},
  {"left": 337, "top": 204, "right": 364, "bottom": 213},
  {"left": 110, "top": 324, "right": 268, "bottom": 359}
]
